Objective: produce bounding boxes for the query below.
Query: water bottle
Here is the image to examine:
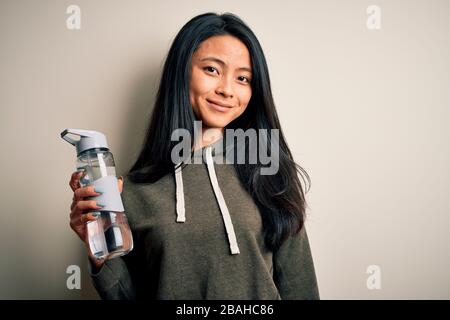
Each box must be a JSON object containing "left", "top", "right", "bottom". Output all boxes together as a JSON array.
[{"left": 61, "top": 128, "right": 133, "bottom": 261}]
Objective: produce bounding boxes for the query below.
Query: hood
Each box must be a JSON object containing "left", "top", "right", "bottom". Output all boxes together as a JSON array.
[{"left": 173, "top": 136, "right": 240, "bottom": 255}]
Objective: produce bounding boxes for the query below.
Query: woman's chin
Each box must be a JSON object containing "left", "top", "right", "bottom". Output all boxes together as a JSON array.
[{"left": 200, "top": 115, "right": 231, "bottom": 130}]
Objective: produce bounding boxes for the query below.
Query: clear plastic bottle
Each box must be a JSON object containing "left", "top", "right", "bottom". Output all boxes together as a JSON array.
[{"left": 61, "top": 129, "right": 133, "bottom": 261}]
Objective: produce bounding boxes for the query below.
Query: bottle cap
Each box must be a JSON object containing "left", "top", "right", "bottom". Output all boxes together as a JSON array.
[{"left": 60, "top": 128, "right": 109, "bottom": 155}]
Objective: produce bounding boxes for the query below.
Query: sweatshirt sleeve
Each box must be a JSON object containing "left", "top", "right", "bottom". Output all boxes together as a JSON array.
[
  {"left": 272, "top": 225, "right": 320, "bottom": 300},
  {"left": 88, "top": 251, "right": 137, "bottom": 300},
  {"left": 87, "top": 175, "right": 141, "bottom": 300}
]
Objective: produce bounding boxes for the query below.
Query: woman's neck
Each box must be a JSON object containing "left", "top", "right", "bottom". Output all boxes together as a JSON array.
[{"left": 193, "top": 126, "right": 224, "bottom": 151}]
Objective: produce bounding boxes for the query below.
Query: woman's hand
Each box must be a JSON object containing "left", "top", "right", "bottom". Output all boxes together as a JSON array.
[{"left": 68, "top": 171, "right": 124, "bottom": 270}]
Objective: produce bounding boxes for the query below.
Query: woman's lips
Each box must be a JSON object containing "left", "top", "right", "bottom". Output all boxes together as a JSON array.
[{"left": 206, "top": 99, "right": 233, "bottom": 112}]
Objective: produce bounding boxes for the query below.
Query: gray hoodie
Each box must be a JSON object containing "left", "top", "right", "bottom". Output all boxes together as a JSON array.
[{"left": 88, "top": 137, "right": 320, "bottom": 300}]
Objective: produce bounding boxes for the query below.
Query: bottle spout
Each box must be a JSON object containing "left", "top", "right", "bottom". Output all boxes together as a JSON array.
[
  {"left": 60, "top": 128, "right": 109, "bottom": 155},
  {"left": 61, "top": 128, "right": 81, "bottom": 146}
]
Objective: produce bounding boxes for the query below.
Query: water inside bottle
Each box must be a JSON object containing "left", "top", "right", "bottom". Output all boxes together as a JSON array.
[
  {"left": 78, "top": 165, "right": 116, "bottom": 187},
  {"left": 76, "top": 161, "right": 133, "bottom": 260},
  {"left": 87, "top": 211, "right": 133, "bottom": 260}
]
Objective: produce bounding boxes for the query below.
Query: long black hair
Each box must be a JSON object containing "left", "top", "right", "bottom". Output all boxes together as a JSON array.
[{"left": 127, "top": 12, "right": 311, "bottom": 252}]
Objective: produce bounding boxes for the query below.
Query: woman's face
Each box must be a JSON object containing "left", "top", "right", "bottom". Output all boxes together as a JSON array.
[{"left": 189, "top": 35, "right": 253, "bottom": 135}]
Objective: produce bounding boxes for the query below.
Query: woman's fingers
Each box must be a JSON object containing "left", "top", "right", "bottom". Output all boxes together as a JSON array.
[
  {"left": 71, "top": 200, "right": 103, "bottom": 215},
  {"left": 70, "top": 212, "right": 99, "bottom": 229},
  {"left": 73, "top": 185, "right": 102, "bottom": 202},
  {"left": 82, "top": 212, "right": 99, "bottom": 223},
  {"left": 77, "top": 200, "right": 103, "bottom": 212},
  {"left": 68, "top": 171, "right": 114, "bottom": 244},
  {"left": 69, "top": 171, "right": 83, "bottom": 192},
  {"left": 70, "top": 173, "right": 124, "bottom": 216},
  {"left": 72, "top": 174, "right": 123, "bottom": 198}
]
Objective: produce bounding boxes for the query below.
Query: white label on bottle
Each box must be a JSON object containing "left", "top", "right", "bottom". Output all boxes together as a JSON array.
[
  {"left": 113, "top": 226, "right": 123, "bottom": 248},
  {"left": 87, "top": 220, "right": 105, "bottom": 255}
]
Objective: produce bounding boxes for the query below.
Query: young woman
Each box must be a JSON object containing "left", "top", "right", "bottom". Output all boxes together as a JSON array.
[{"left": 68, "top": 12, "right": 320, "bottom": 300}]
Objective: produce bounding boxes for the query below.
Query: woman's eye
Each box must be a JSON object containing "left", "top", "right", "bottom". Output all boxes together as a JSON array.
[
  {"left": 238, "top": 76, "right": 250, "bottom": 83},
  {"left": 204, "top": 66, "right": 218, "bottom": 74},
  {"left": 203, "top": 67, "right": 250, "bottom": 83}
]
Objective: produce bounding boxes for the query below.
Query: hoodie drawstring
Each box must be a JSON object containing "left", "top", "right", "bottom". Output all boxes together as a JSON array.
[
  {"left": 174, "top": 163, "right": 186, "bottom": 222},
  {"left": 174, "top": 145, "right": 240, "bottom": 255},
  {"left": 205, "top": 146, "right": 240, "bottom": 255}
]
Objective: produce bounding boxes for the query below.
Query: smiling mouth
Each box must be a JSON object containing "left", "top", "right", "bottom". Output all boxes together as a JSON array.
[{"left": 206, "top": 99, "right": 233, "bottom": 112}]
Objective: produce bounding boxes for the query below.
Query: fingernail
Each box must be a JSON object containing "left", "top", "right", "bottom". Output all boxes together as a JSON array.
[
  {"left": 92, "top": 212, "right": 100, "bottom": 218},
  {"left": 96, "top": 202, "right": 106, "bottom": 207},
  {"left": 94, "top": 187, "right": 104, "bottom": 194}
]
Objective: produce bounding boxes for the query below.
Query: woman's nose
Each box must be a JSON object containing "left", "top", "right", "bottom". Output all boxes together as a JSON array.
[{"left": 215, "top": 75, "right": 234, "bottom": 98}]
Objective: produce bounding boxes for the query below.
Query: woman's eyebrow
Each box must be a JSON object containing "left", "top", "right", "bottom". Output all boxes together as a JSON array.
[{"left": 200, "top": 56, "right": 252, "bottom": 73}]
